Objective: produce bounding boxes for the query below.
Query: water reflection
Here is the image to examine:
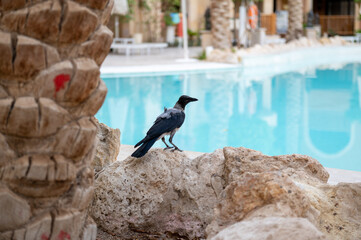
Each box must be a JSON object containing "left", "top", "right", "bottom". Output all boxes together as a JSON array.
[{"left": 97, "top": 63, "right": 361, "bottom": 171}]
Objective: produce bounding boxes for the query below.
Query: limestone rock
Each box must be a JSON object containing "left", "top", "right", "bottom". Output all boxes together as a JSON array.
[
  {"left": 223, "top": 147, "right": 329, "bottom": 185},
  {"left": 211, "top": 217, "right": 326, "bottom": 240},
  {"left": 91, "top": 149, "right": 225, "bottom": 239},
  {"left": 205, "top": 172, "right": 314, "bottom": 238},
  {"left": 92, "top": 146, "right": 361, "bottom": 240},
  {"left": 92, "top": 119, "right": 120, "bottom": 173},
  {"left": 307, "top": 182, "right": 361, "bottom": 240},
  {"left": 0, "top": 188, "right": 31, "bottom": 231}
]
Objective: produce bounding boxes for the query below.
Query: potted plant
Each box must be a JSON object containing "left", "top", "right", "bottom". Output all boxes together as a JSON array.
[
  {"left": 162, "top": 0, "right": 180, "bottom": 44},
  {"left": 356, "top": 0, "right": 361, "bottom": 41}
]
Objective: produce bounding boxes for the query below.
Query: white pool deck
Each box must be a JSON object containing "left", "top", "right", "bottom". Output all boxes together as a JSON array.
[{"left": 101, "top": 46, "right": 361, "bottom": 185}]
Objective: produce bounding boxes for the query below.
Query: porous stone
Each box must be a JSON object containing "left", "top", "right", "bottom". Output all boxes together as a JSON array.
[
  {"left": 307, "top": 182, "right": 361, "bottom": 240},
  {"left": 211, "top": 217, "right": 326, "bottom": 240},
  {"left": 0, "top": 31, "right": 13, "bottom": 76},
  {"left": 6, "top": 97, "right": 39, "bottom": 137},
  {"left": 223, "top": 147, "right": 329, "bottom": 185},
  {"left": 91, "top": 149, "right": 225, "bottom": 239},
  {"left": 205, "top": 172, "right": 314, "bottom": 238},
  {"left": 92, "top": 119, "right": 120, "bottom": 173},
  {"left": 0, "top": 188, "right": 31, "bottom": 231},
  {"left": 59, "top": 1, "right": 98, "bottom": 44},
  {"left": 26, "top": 0, "right": 61, "bottom": 43},
  {"left": 14, "top": 36, "right": 46, "bottom": 78}
]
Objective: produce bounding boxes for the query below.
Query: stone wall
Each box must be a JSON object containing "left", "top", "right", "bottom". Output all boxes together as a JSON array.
[{"left": 0, "top": 0, "right": 113, "bottom": 239}]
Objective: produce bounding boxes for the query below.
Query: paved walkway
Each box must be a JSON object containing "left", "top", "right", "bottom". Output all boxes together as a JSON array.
[{"left": 102, "top": 46, "right": 204, "bottom": 67}]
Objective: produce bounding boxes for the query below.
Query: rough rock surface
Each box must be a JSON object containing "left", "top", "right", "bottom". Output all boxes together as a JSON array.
[
  {"left": 92, "top": 119, "right": 121, "bottom": 173},
  {"left": 92, "top": 149, "right": 225, "bottom": 239},
  {"left": 0, "top": 0, "right": 113, "bottom": 239},
  {"left": 93, "top": 147, "right": 361, "bottom": 240},
  {"left": 211, "top": 217, "right": 326, "bottom": 240}
]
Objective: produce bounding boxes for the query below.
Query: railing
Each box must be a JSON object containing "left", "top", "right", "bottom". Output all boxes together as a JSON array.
[
  {"left": 319, "top": 15, "right": 354, "bottom": 36},
  {"left": 261, "top": 14, "right": 276, "bottom": 35}
]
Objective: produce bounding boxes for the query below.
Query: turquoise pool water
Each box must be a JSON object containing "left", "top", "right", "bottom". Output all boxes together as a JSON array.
[{"left": 97, "top": 63, "right": 361, "bottom": 171}]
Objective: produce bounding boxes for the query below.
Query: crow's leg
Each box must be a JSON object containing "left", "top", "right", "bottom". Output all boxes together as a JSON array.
[
  {"left": 162, "top": 137, "right": 173, "bottom": 150},
  {"left": 169, "top": 134, "right": 182, "bottom": 152}
]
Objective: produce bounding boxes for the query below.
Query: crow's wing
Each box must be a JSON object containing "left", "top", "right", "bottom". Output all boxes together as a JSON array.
[{"left": 145, "top": 109, "right": 185, "bottom": 140}]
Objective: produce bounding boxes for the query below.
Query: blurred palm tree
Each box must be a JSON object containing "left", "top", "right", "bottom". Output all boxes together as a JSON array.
[
  {"left": 286, "top": 0, "right": 303, "bottom": 42},
  {"left": 211, "top": 0, "right": 232, "bottom": 49}
]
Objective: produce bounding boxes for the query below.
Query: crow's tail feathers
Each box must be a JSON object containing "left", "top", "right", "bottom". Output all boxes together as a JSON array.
[
  {"left": 134, "top": 138, "right": 144, "bottom": 148},
  {"left": 131, "top": 138, "right": 157, "bottom": 158}
]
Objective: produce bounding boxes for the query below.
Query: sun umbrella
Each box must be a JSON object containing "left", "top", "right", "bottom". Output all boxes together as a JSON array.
[{"left": 112, "top": 0, "right": 129, "bottom": 39}]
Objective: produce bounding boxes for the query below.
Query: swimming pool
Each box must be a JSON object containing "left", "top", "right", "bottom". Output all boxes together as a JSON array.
[{"left": 97, "top": 62, "right": 361, "bottom": 171}]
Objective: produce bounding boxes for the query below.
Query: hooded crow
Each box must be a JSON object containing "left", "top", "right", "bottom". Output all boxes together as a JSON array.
[{"left": 131, "top": 95, "right": 198, "bottom": 158}]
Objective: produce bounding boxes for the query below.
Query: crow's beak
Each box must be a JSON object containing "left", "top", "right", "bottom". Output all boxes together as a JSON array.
[{"left": 189, "top": 97, "right": 198, "bottom": 102}]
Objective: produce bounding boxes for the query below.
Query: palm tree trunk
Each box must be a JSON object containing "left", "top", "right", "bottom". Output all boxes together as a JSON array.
[
  {"left": 0, "top": 0, "right": 113, "bottom": 238},
  {"left": 211, "top": 0, "right": 232, "bottom": 49},
  {"left": 286, "top": 0, "right": 303, "bottom": 42}
]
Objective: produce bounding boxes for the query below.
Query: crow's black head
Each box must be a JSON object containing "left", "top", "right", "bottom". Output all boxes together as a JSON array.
[{"left": 176, "top": 95, "right": 198, "bottom": 109}]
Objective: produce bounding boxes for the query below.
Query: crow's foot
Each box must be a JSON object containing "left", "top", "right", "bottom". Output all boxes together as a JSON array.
[
  {"left": 163, "top": 147, "right": 174, "bottom": 150},
  {"left": 171, "top": 147, "right": 183, "bottom": 152}
]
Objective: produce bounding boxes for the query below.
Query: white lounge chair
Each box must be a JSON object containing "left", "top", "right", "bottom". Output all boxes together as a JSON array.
[{"left": 111, "top": 42, "right": 168, "bottom": 56}]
